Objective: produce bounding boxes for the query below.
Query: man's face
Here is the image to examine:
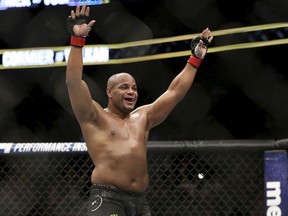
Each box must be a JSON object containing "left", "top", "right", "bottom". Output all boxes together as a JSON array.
[{"left": 108, "top": 74, "right": 138, "bottom": 113}]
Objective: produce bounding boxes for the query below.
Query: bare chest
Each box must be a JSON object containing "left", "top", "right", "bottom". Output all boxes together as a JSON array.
[
  {"left": 84, "top": 111, "right": 148, "bottom": 155},
  {"left": 108, "top": 119, "right": 143, "bottom": 140}
]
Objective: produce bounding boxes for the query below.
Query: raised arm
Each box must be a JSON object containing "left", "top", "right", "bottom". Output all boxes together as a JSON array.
[
  {"left": 147, "top": 28, "right": 213, "bottom": 129},
  {"left": 66, "top": 5, "right": 96, "bottom": 123}
]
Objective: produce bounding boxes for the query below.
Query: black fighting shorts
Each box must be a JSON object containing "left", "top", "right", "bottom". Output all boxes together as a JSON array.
[{"left": 87, "top": 184, "right": 151, "bottom": 216}]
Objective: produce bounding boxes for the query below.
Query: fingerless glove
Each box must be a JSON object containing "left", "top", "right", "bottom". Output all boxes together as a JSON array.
[
  {"left": 67, "top": 14, "right": 89, "bottom": 47},
  {"left": 187, "top": 35, "right": 211, "bottom": 68},
  {"left": 67, "top": 15, "right": 88, "bottom": 36},
  {"left": 190, "top": 36, "right": 211, "bottom": 58}
]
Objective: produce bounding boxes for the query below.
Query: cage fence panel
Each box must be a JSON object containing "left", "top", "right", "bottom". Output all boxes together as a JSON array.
[{"left": 0, "top": 140, "right": 286, "bottom": 216}]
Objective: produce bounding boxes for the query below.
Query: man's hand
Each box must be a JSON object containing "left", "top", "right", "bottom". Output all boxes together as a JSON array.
[
  {"left": 190, "top": 28, "right": 213, "bottom": 59},
  {"left": 67, "top": 5, "right": 96, "bottom": 38}
]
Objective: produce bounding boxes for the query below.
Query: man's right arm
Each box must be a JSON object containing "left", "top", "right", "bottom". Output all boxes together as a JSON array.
[
  {"left": 66, "top": 46, "right": 95, "bottom": 123},
  {"left": 66, "top": 5, "right": 96, "bottom": 123}
]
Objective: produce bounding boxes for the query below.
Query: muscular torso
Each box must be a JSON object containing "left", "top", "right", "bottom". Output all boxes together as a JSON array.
[{"left": 80, "top": 106, "right": 150, "bottom": 193}]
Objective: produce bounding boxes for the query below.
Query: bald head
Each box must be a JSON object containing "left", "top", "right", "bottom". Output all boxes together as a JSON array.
[{"left": 107, "top": 72, "right": 136, "bottom": 89}]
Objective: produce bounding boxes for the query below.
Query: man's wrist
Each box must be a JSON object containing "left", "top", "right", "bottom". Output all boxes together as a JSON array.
[
  {"left": 70, "top": 36, "right": 86, "bottom": 48},
  {"left": 187, "top": 55, "right": 202, "bottom": 68}
]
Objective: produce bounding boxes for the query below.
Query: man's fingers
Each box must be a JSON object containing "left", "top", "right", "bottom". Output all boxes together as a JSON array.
[
  {"left": 85, "top": 6, "right": 90, "bottom": 17},
  {"left": 201, "top": 28, "right": 211, "bottom": 40},
  {"left": 198, "top": 40, "right": 203, "bottom": 47},
  {"left": 70, "top": 10, "right": 75, "bottom": 19},
  {"left": 88, "top": 20, "right": 96, "bottom": 28},
  {"left": 80, "top": 5, "right": 86, "bottom": 15},
  {"left": 74, "top": 5, "right": 90, "bottom": 17},
  {"left": 75, "top": 5, "right": 80, "bottom": 16},
  {"left": 208, "top": 36, "right": 213, "bottom": 43},
  {"left": 204, "top": 29, "right": 210, "bottom": 38}
]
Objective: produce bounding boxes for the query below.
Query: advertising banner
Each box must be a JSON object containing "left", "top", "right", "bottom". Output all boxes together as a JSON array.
[{"left": 264, "top": 150, "right": 288, "bottom": 216}]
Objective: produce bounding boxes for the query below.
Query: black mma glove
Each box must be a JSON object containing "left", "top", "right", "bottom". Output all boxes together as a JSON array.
[
  {"left": 187, "top": 36, "right": 211, "bottom": 68},
  {"left": 67, "top": 14, "right": 91, "bottom": 47},
  {"left": 190, "top": 36, "right": 211, "bottom": 59},
  {"left": 67, "top": 14, "right": 89, "bottom": 37}
]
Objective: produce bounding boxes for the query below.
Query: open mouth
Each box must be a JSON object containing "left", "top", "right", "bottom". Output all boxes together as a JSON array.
[{"left": 124, "top": 97, "right": 135, "bottom": 104}]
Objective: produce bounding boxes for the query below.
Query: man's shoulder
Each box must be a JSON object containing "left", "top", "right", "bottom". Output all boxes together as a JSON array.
[{"left": 131, "top": 104, "right": 152, "bottom": 117}]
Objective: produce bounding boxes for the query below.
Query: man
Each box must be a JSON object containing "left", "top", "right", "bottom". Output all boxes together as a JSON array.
[{"left": 66, "top": 5, "right": 213, "bottom": 216}]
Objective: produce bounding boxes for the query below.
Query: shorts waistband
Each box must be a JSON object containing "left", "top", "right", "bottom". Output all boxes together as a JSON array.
[
  {"left": 93, "top": 183, "right": 119, "bottom": 190},
  {"left": 92, "top": 183, "right": 146, "bottom": 197}
]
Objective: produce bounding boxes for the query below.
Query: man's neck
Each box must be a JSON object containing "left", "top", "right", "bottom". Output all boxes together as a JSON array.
[{"left": 105, "top": 107, "right": 130, "bottom": 119}]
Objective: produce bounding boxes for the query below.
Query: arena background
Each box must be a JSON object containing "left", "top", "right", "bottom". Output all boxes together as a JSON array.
[
  {"left": 0, "top": 0, "right": 288, "bottom": 215},
  {"left": 0, "top": 0, "right": 287, "bottom": 142}
]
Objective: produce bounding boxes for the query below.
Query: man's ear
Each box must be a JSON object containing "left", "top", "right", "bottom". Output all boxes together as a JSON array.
[{"left": 106, "top": 87, "right": 112, "bottom": 98}]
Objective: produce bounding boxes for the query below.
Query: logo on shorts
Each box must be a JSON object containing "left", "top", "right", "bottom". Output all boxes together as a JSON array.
[{"left": 90, "top": 195, "right": 103, "bottom": 211}]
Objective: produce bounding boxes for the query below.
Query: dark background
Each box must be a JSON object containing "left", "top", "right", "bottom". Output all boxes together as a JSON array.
[{"left": 0, "top": 0, "right": 287, "bottom": 142}]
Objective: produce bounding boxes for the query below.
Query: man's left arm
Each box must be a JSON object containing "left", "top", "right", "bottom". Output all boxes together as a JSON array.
[{"left": 147, "top": 28, "right": 213, "bottom": 129}]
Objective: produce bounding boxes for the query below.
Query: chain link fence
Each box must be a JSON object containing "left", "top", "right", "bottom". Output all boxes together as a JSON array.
[{"left": 0, "top": 140, "right": 287, "bottom": 216}]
